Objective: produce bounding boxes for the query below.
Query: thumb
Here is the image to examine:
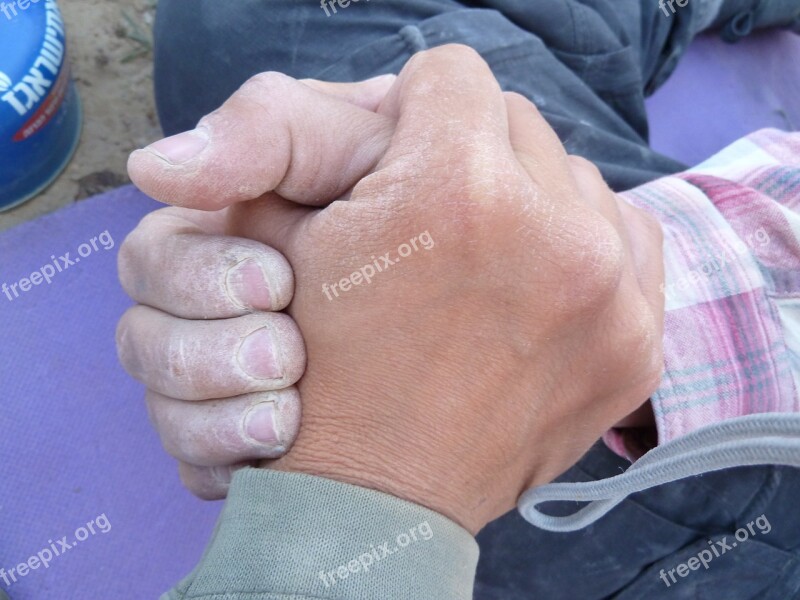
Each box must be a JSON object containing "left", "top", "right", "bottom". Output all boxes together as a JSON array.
[
  {"left": 129, "top": 74, "right": 396, "bottom": 210},
  {"left": 225, "top": 192, "right": 314, "bottom": 265}
]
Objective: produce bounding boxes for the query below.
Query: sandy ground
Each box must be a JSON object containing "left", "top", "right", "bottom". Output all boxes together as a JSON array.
[{"left": 0, "top": 0, "right": 161, "bottom": 232}]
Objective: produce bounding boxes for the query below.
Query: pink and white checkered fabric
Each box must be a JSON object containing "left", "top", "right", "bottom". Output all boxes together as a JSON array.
[{"left": 606, "top": 129, "right": 800, "bottom": 460}]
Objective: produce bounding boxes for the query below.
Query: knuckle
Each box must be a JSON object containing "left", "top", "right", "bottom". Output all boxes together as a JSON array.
[
  {"left": 186, "top": 463, "right": 233, "bottom": 501},
  {"left": 641, "top": 350, "right": 665, "bottom": 396},
  {"left": 447, "top": 142, "right": 521, "bottom": 204},
  {"left": 117, "top": 234, "right": 151, "bottom": 297},
  {"left": 236, "top": 71, "right": 292, "bottom": 101},
  {"left": 134, "top": 207, "right": 184, "bottom": 237},
  {"left": 135, "top": 209, "right": 166, "bottom": 232},
  {"left": 617, "top": 304, "right": 664, "bottom": 391},
  {"left": 116, "top": 307, "right": 145, "bottom": 378},
  {"left": 162, "top": 325, "right": 194, "bottom": 387},
  {"left": 353, "top": 144, "right": 519, "bottom": 234},
  {"left": 118, "top": 306, "right": 198, "bottom": 397},
  {"left": 152, "top": 394, "right": 206, "bottom": 464},
  {"left": 566, "top": 221, "right": 627, "bottom": 309},
  {"left": 201, "top": 71, "right": 290, "bottom": 135},
  {"left": 567, "top": 154, "right": 603, "bottom": 180},
  {"left": 120, "top": 210, "right": 210, "bottom": 304},
  {"left": 119, "top": 209, "right": 178, "bottom": 275},
  {"left": 440, "top": 159, "right": 522, "bottom": 238},
  {"left": 406, "top": 44, "right": 483, "bottom": 75},
  {"left": 178, "top": 465, "right": 219, "bottom": 500},
  {"left": 143, "top": 390, "right": 159, "bottom": 427},
  {"left": 117, "top": 218, "right": 148, "bottom": 275},
  {"left": 401, "top": 45, "right": 491, "bottom": 98},
  {"left": 636, "top": 207, "right": 664, "bottom": 244},
  {"left": 116, "top": 240, "right": 137, "bottom": 295},
  {"left": 115, "top": 307, "right": 135, "bottom": 355},
  {"left": 504, "top": 91, "right": 544, "bottom": 120},
  {"left": 430, "top": 43, "right": 484, "bottom": 65},
  {"left": 635, "top": 317, "right": 665, "bottom": 382},
  {"left": 503, "top": 90, "right": 531, "bottom": 105}
]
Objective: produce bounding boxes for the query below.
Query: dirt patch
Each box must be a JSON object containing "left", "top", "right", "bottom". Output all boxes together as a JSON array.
[{"left": 0, "top": 0, "right": 161, "bottom": 232}]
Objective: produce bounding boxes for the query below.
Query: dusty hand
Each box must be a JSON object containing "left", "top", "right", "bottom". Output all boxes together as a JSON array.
[
  {"left": 118, "top": 75, "right": 396, "bottom": 499},
  {"left": 116, "top": 205, "right": 306, "bottom": 499},
  {"left": 127, "top": 47, "right": 664, "bottom": 533}
]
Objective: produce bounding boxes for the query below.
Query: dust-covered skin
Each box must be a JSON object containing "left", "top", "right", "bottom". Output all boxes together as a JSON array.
[
  {"left": 127, "top": 75, "right": 397, "bottom": 210},
  {"left": 118, "top": 77, "right": 397, "bottom": 499},
  {"left": 122, "top": 46, "right": 665, "bottom": 532}
]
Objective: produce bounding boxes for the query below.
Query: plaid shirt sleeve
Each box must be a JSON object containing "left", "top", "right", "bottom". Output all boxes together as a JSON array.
[{"left": 604, "top": 129, "right": 800, "bottom": 460}]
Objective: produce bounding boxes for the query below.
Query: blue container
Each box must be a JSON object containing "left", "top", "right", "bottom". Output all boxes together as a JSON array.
[{"left": 0, "top": 0, "right": 81, "bottom": 212}]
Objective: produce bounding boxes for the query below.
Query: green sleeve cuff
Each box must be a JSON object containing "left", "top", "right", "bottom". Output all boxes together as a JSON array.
[{"left": 164, "top": 468, "right": 479, "bottom": 600}]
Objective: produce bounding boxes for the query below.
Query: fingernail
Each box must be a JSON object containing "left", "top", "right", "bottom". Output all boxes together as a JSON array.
[
  {"left": 244, "top": 402, "right": 279, "bottom": 445},
  {"left": 226, "top": 258, "right": 273, "bottom": 310},
  {"left": 238, "top": 327, "right": 283, "bottom": 380},
  {"left": 145, "top": 128, "right": 209, "bottom": 164}
]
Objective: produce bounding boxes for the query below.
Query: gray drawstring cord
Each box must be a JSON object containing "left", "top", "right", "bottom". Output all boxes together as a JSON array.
[{"left": 518, "top": 414, "right": 800, "bottom": 532}]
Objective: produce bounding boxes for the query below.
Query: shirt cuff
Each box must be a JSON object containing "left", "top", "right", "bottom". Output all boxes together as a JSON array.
[{"left": 164, "top": 468, "right": 479, "bottom": 600}]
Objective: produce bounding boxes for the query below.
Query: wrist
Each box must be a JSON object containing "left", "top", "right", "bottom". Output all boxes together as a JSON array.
[{"left": 267, "top": 442, "right": 490, "bottom": 534}]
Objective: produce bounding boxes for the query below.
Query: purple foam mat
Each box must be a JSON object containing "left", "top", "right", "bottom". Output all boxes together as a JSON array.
[
  {"left": 0, "top": 189, "right": 222, "bottom": 599},
  {"left": 646, "top": 30, "right": 800, "bottom": 164},
  {"left": 0, "top": 31, "right": 798, "bottom": 600}
]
